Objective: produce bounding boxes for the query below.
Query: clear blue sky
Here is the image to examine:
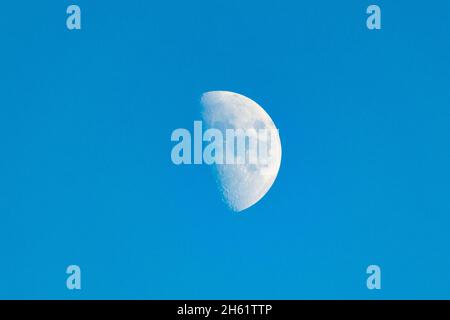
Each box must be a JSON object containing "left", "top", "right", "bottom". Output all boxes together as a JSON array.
[{"left": 1, "top": 1, "right": 450, "bottom": 299}]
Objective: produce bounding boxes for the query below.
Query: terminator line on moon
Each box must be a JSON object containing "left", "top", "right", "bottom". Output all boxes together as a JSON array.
[{"left": 201, "top": 91, "right": 282, "bottom": 212}]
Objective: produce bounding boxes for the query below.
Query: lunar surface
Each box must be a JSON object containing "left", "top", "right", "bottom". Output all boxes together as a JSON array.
[{"left": 201, "top": 91, "right": 282, "bottom": 212}]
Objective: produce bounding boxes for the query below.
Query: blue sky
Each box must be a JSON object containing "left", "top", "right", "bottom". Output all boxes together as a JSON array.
[{"left": 0, "top": 1, "right": 450, "bottom": 299}]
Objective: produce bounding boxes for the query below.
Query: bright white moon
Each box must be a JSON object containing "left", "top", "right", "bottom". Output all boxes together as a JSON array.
[{"left": 201, "top": 91, "right": 282, "bottom": 212}]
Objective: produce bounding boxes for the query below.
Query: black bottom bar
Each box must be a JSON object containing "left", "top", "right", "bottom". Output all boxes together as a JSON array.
[{"left": 1, "top": 300, "right": 446, "bottom": 318}]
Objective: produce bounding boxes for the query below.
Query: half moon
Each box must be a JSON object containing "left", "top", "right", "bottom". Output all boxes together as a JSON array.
[{"left": 201, "top": 91, "right": 282, "bottom": 212}]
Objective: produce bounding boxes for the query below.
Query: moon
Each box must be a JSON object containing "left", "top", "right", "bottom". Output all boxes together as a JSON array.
[{"left": 201, "top": 91, "right": 282, "bottom": 212}]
